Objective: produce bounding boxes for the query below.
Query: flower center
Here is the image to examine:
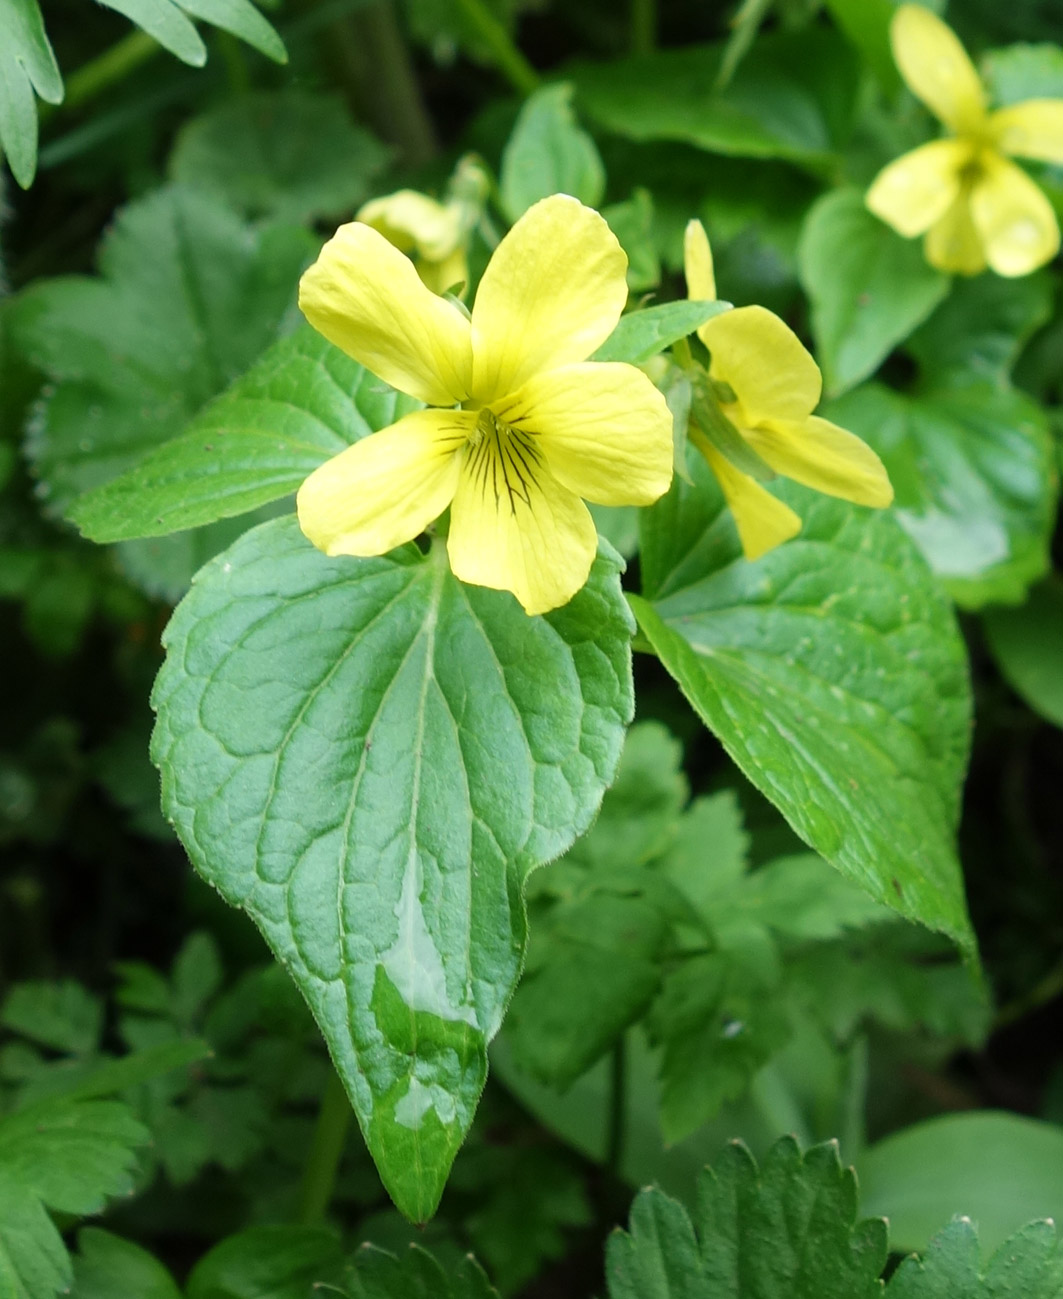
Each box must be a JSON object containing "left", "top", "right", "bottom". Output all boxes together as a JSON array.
[{"left": 466, "top": 408, "right": 545, "bottom": 515}]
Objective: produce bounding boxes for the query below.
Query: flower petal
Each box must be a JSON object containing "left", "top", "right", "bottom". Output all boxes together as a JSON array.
[
  {"left": 866, "top": 139, "right": 968, "bottom": 237},
  {"left": 357, "top": 190, "right": 461, "bottom": 259},
  {"left": 684, "top": 219, "right": 717, "bottom": 305},
  {"left": 990, "top": 100, "right": 1063, "bottom": 166},
  {"left": 296, "top": 409, "right": 470, "bottom": 556},
  {"left": 969, "top": 153, "right": 1061, "bottom": 277},
  {"left": 493, "top": 362, "right": 673, "bottom": 506},
  {"left": 447, "top": 448, "right": 599, "bottom": 616},
  {"left": 299, "top": 222, "right": 473, "bottom": 406},
  {"left": 699, "top": 442, "right": 801, "bottom": 561},
  {"left": 745, "top": 416, "right": 894, "bottom": 507},
  {"left": 699, "top": 305, "right": 821, "bottom": 425},
  {"left": 924, "top": 192, "right": 986, "bottom": 273},
  {"left": 470, "top": 195, "right": 628, "bottom": 402},
  {"left": 891, "top": 4, "right": 985, "bottom": 134}
]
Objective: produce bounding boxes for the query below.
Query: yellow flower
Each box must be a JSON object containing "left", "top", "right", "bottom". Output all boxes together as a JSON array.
[
  {"left": 357, "top": 157, "right": 490, "bottom": 297},
  {"left": 682, "top": 221, "right": 893, "bottom": 560},
  {"left": 867, "top": 4, "right": 1063, "bottom": 276},
  {"left": 296, "top": 195, "right": 674, "bottom": 616}
]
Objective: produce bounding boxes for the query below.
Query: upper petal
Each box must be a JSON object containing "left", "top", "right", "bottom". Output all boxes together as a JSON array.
[
  {"left": 866, "top": 139, "right": 968, "bottom": 237},
  {"left": 684, "top": 219, "right": 717, "bottom": 305},
  {"left": 470, "top": 195, "right": 628, "bottom": 402},
  {"left": 698, "top": 442, "right": 801, "bottom": 561},
  {"left": 494, "top": 362, "right": 673, "bottom": 507},
  {"left": 745, "top": 416, "right": 894, "bottom": 507},
  {"left": 990, "top": 100, "right": 1063, "bottom": 165},
  {"left": 891, "top": 4, "right": 985, "bottom": 134},
  {"left": 296, "top": 408, "right": 471, "bottom": 557},
  {"left": 924, "top": 192, "right": 986, "bottom": 273},
  {"left": 699, "top": 305, "right": 821, "bottom": 424},
  {"left": 448, "top": 445, "right": 599, "bottom": 616},
  {"left": 969, "top": 153, "right": 1061, "bottom": 277},
  {"left": 299, "top": 222, "right": 473, "bottom": 406}
]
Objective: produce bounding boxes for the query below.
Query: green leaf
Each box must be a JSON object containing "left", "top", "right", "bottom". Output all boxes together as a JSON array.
[
  {"left": 983, "top": 42, "right": 1063, "bottom": 106},
  {"left": 634, "top": 459, "right": 974, "bottom": 954},
  {"left": 593, "top": 300, "right": 730, "bottom": 365},
  {"left": 885, "top": 1218, "right": 1063, "bottom": 1299},
  {"left": 70, "top": 1229, "right": 182, "bottom": 1299},
  {"left": 824, "top": 380, "right": 1058, "bottom": 608},
  {"left": 821, "top": 0, "right": 900, "bottom": 89},
  {"left": 62, "top": 1038, "right": 212, "bottom": 1101},
  {"left": 1, "top": 981, "right": 102, "bottom": 1055},
  {"left": 983, "top": 577, "right": 1063, "bottom": 728},
  {"left": 603, "top": 189, "right": 661, "bottom": 293},
  {"left": 0, "top": 1179, "right": 68, "bottom": 1299},
  {"left": 905, "top": 271, "right": 1053, "bottom": 384},
  {"left": 605, "top": 1137, "right": 888, "bottom": 1298},
  {"left": 97, "top": 0, "right": 286, "bottom": 66},
  {"left": 185, "top": 1226, "right": 346, "bottom": 1299},
  {"left": 0, "top": 0, "right": 62, "bottom": 188},
  {"left": 798, "top": 189, "right": 949, "bottom": 398},
  {"left": 500, "top": 82, "right": 605, "bottom": 222},
  {"left": 12, "top": 186, "right": 315, "bottom": 598},
  {"left": 170, "top": 92, "right": 390, "bottom": 223},
  {"left": 348, "top": 1242, "right": 499, "bottom": 1299},
  {"left": 70, "top": 327, "right": 418, "bottom": 544},
  {"left": 573, "top": 26, "right": 860, "bottom": 172},
  {"left": 859, "top": 1113, "right": 1063, "bottom": 1256},
  {"left": 151, "top": 517, "right": 634, "bottom": 1219}
]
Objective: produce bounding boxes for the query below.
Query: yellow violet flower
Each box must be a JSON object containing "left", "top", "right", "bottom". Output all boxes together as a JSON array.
[
  {"left": 683, "top": 220, "right": 893, "bottom": 560},
  {"left": 296, "top": 194, "right": 674, "bottom": 616},
  {"left": 357, "top": 157, "right": 489, "bottom": 296},
  {"left": 867, "top": 4, "right": 1063, "bottom": 276}
]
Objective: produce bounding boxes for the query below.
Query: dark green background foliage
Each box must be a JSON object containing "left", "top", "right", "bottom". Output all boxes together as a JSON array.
[{"left": 3, "top": 0, "right": 1063, "bottom": 1295}]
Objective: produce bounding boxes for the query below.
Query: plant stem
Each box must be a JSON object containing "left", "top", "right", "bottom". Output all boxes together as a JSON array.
[
  {"left": 454, "top": 0, "right": 539, "bottom": 95},
  {"left": 62, "top": 31, "right": 162, "bottom": 113},
  {"left": 297, "top": 1066, "right": 352, "bottom": 1225},
  {"left": 605, "top": 1036, "right": 627, "bottom": 1177},
  {"left": 630, "top": 0, "right": 656, "bottom": 54}
]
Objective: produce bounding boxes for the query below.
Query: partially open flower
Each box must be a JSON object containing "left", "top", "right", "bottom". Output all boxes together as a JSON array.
[
  {"left": 866, "top": 4, "right": 1063, "bottom": 276},
  {"left": 296, "top": 195, "right": 674, "bottom": 615},
  {"left": 682, "top": 221, "right": 893, "bottom": 559}
]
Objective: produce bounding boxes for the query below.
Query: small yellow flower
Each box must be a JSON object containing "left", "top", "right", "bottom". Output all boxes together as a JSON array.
[
  {"left": 867, "top": 4, "right": 1063, "bottom": 276},
  {"left": 357, "top": 157, "right": 489, "bottom": 297},
  {"left": 296, "top": 195, "right": 674, "bottom": 615},
  {"left": 682, "top": 221, "right": 893, "bottom": 560}
]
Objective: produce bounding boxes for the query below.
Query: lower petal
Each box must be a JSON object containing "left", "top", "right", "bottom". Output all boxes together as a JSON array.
[
  {"left": 969, "top": 154, "right": 1061, "bottom": 277},
  {"left": 866, "top": 140, "right": 968, "bottom": 238},
  {"left": 296, "top": 409, "right": 470, "bottom": 557},
  {"left": 447, "top": 455, "right": 598, "bottom": 616},
  {"left": 990, "top": 100, "right": 1063, "bottom": 166},
  {"left": 495, "top": 362, "right": 673, "bottom": 507},
  {"left": 699, "top": 442, "right": 801, "bottom": 562},
  {"left": 745, "top": 416, "right": 894, "bottom": 507},
  {"left": 924, "top": 195, "right": 986, "bottom": 274}
]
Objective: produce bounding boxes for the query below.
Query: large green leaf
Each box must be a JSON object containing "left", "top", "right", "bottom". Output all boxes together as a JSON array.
[
  {"left": 798, "top": 189, "right": 949, "bottom": 397},
  {"left": 605, "top": 1137, "right": 887, "bottom": 1298},
  {"left": 500, "top": 83, "right": 605, "bottom": 222},
  {"left": 70, "top": 1230, "right": 181, "bottom": 1299},
  {"left": 825, "top": 380, "right": 1057, "bottom": 608},
  {"left": 859, "top": 1113, "right": 1063, "bottom": 1256},
  {"left": 151, "top": 516, "right": 635, "bottom": 1219},
  {"left": 348, "top": 1242, "right": 499, "bottom": 1299},
  {"left": 572, "top": 26, "right": 860, "bottom": 171},
  {"left": 170, "top": 92, "right": 389, "bottom": 224},
  {"left": 12, "top": 186, "right": 316, "bottom": 599},
  {"left": 634, "top": 458, "right": 974, "bottom": 953},
  {"left": 71, "top": 328, "right": 418, "bottom": 545},
  {"left": 185, "top": 1226, "right": 346, "bottom": 1299},
  {"left": 0, "top": 0, "right": 62, "bottom": 188}
]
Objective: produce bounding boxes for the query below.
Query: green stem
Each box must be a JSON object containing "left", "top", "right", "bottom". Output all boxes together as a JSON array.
[
  {"left": 453, "top": 0, "right": 539, "bottom": 95},
  {"left": 61, "top": 31, "right": 162, "bottom": 113},
  {"left": 297, "top": 1067, "right": 353, "bottom": 1225},
  {"left": 630, "top": 0, "right": 656, "bottom": 54},
  {"left": 605, "top": 1037, "right": 627, "bottom": 1177}
]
